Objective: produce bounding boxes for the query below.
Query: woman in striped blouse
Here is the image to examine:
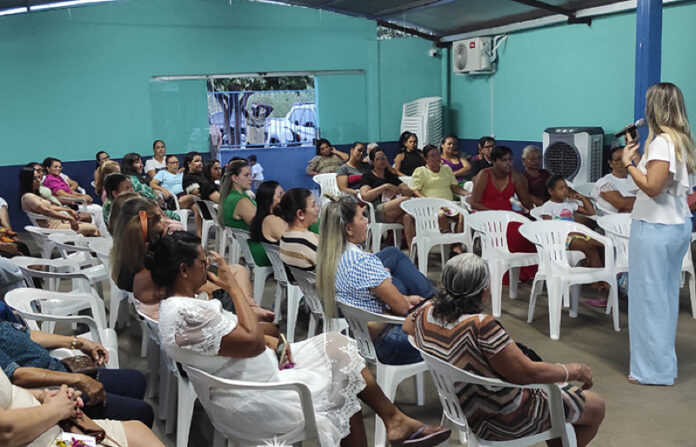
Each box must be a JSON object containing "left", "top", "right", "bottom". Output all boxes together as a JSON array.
[{"left": 405, "top": 253, "right": 605, "bottom": 446}]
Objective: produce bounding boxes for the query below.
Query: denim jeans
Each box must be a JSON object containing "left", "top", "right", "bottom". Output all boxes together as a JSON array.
[
  {"left": 375, "top": 247, "right": 437, "bottom": 299},
  {"left": 373, "top": 324, "right": 422, "bottom": 365},
  {"left": 83, "top": 368, "right": 154, "bottom": 427}
]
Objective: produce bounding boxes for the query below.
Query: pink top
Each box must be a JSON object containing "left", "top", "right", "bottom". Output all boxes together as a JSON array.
[{"left": 42, "top": 174, "right": 72, "bottom": 195}]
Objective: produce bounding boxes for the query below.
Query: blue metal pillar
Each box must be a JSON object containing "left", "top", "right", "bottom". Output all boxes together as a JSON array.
[{"left": 634, "top": 0, "right": 663, "bottom": 126}]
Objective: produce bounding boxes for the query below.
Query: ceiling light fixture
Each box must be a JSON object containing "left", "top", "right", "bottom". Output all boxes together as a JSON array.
[
  {"left": 30, "top": 0, "right": 113, "bottom": 12},
  {"left": 0, "top": 6, "right": 28, "bottom": 16}
]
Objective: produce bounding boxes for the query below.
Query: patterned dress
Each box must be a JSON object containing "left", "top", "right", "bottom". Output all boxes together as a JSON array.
[{"left": 413, "top": 302, "right": 585, "bottom": 441}]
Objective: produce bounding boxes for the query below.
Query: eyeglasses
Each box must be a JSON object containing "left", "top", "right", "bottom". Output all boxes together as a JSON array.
[{"left": 373, "top": 156, "right": 387, "bottom": 161}]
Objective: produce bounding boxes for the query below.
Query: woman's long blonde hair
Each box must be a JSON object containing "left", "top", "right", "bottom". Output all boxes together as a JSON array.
[
  {"left": 644, "top": 82, "right": 696, "bottom": 172},
  {"left": 316, "top": 195, "right": 360, "bottom": 319},
  {"left": 218, "top": 159, "right": 249, "bottom": 226}
]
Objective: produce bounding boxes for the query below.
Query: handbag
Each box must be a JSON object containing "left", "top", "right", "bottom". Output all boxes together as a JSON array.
[
  {"left": 60, "top": 414, "right": 125, "bottom": 447},
  {"left": 60, "top": 355, "right": 99, "bottom": 378}
]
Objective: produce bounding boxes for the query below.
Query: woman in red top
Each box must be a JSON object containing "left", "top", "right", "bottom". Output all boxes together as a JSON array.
[{"left": 470, "top": 146, "right": 537, "bottom": 281}]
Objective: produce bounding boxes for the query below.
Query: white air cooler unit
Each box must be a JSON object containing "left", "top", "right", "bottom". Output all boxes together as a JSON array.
[
  {"left": 452, "top": 37, "right": 492, "bottom": 73},
  {"left": 543, "top": 127, "right": 604, "bottom": 184}
]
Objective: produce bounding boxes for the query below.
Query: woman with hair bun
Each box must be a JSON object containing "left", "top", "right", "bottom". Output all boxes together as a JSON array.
[{"left": 406, "top": 253, "right": 605, "bottom": 446}]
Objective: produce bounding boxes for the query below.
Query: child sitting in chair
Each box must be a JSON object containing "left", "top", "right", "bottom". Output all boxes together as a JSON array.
[{"left": 538, "top": 175, "right": 608, "bottom": 305}]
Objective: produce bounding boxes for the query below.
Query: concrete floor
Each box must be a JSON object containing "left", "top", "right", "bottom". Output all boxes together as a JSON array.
[{"left": 28, "top": 232, "right": 696, "bottom": 446}]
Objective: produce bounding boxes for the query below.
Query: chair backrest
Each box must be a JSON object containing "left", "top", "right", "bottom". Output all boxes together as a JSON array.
[
  {"left": 5, "top": 287, "right": 103, "bottom": 339},
  {"left": 356, "top": 191, "right": 377, "bottom": 223},
  {"left": 596, "top": 214, "right": 631, "bottom": 266},
  {"left": 399, "top": 176, "right": 413, "bottom": 188},
  {"left": 228, "top": 228, "right": 257, "bottom": 267},
  {"left": 48, "top": 232, "right": 95, "bottom": 266},
  {"left": 312, "top": 173, "right": 340, "bottom": 203},
  {"left": 519, "top": 220, "right": 614, "bottom": 271},
  {"left": 467, "top": 210, "right": 530, "bottom": 256},
  {"left": 260, "top": 242, "right": 290, "bottom": 285},
  {"left": 400, "top": 197, "right": 465, "bottom": 238},
  {"left": 183, "top": 365, "right": 321, "bottom": 445},
  {"left": 288, "top": 267, "right": 323, "bottom": 317},
  {"left": 530, "top": 206, "right": 544, "bottom": 221},
  {"left": 192, "top": 196, "right": 218, "bottom": 223},
  {"left": 336, "top": 301, "right": 405, "bottom": 364},
  {"left": 10, "top": 256, "right": 91, "bottom": 291},
  {"left": 571, "top": 182, "right": 595, "bottom": 197},
  {"left": 409, "top": 336, "right": 575, "bottom": 446},
  {"left": 462, "top": 181, "right": 474, "bottom": 193}
]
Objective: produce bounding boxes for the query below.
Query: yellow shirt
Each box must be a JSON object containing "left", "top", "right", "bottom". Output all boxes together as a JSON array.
[{"left": 411, "top": 165, "right": 457, "bottom": 200}]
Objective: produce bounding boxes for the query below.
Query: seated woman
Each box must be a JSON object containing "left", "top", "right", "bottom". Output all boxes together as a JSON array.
[
  {"left": 306, "top": 138, "right": 349, "bottom": 176},
  {"left": 249, "top": 181, "right": 287, "bottom": 244},
  {"left": 0, "top": 197, "right": 29, "bottom": 257},
  {"left": 151, "top": 154, "right": 196, "bottom": 212},
  {"left": 316, "top": 195, "right": 437, "bottom": 366},
  {"left": 406, "top": 254, "right": 605, "bottom": 446},
  {"left": 95, "top": 160, "right": 121, "bottom": 204},
  {"left": 144, "top": 139, "right": 167, "bottom": 180},
  {"left": 19, "top": 166, "right": 99, "bottom": 236},
  {"left": 93, "top": 150, "right": 110, "bottom": 185},
  {"left": 149, "top": 231, "right": 450, "bottom": 446},
  {"left": 411, "top": 144, "right": 470, "bottom": 254},
  {"left": 470, "top": 145, "right": 536, "bottom": 282},
  {"left": 439, "top": 134, "right": 471, "bottom": 184},
  {"left": 0, "top": 370, "right": 163, "bottom": 447},
  {"left": 119, "top": 152, "right": 181, "bottom": 222},
  {"left": 521, "top": 145, "right": 551, "bottom": 206},
  {"left": 42, "top": 157, "right": 106, "bottom": 234},
  {"left": 358, "top": 147, "right": 416, "bottom": 249},
  {"left": 278, "top": 188, "right": 321, "bottom": 271},
  {"left": 182, "top": 152, "right": 221, "bottom": 203},
  {"left": 394, "top": 131, "right": 424, "bottom": 177},
  {"left": 336, "top": 142, "right": 371, "bottom": 195},
  {"left": 219, "top": 159, "right": 271, "bottom": 270}
]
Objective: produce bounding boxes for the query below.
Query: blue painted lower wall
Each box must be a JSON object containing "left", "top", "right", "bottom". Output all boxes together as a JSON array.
[{"left": 2, "top": 138, "right": 542, "bottom": 230}]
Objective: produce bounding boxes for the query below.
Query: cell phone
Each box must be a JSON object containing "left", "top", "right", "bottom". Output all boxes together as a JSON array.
[{"left": 408, "top": 297, "right": 431, "bottom": 314}]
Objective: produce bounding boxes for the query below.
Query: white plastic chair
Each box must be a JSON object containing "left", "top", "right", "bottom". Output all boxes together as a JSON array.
[
  {"left": 466, "top": 211, "right": 537, "bottom": 317},
  {"left": 184, "top": 365, "right": 323, "bottom": 447},
  {"left": 260, "top": 242, "right": 302, "bottom": 342},
  {"left": 227, "top": 228, "right": 273, "bottom": 308},
  {"left": 48, "top": 233, "right": 108, "bottom": 296},
  {"left": 337, "top": 302, "right": 425, "bottom": 447},
  {"left": 519, "top": 220, "right": 620, "bottom": 340},
  {"left": 409, "top": 337, "right": 577, "bottom": 447},
  {"left": 312, "top": 173, "right": 341, "bottom": 206},
  {"left": 87, "top": 237, "right": 131, "bottom": 329},
  {"left": 357, "top": 191, "right": 403, "bottom": 253},
  {"left": 192, "top": 196, "right": 221, "bottom": 251},
  {"left": 399, "top": 176, "right": 413, "bottom": 188},
  {"left": 24, "top": 225, "right": 75, "bottom": 258},
  {"left": 5, "top": 288, "right": 119, "bottom": 368},
  {"left": 288, "top": 266, "right": 349, "bottom": 336},
  {"left": 597, "top": 213, "right": 696, "bottom": 318},
  {"left": 400, "top": 197, "right": 469, "bottom": 275}
]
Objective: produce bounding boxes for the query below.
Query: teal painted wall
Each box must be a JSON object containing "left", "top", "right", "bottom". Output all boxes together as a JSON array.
[
  {"left": 0, "top": 0, "right": 444, "bottom": 166},
  {"left": 449, "top": 2, "right": 696, "bottom": 144}
]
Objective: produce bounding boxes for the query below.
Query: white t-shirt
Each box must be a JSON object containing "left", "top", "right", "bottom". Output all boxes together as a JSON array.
[
  {"left": 538, "top": 199, "right": 578, "bottom": 221},
  {"left": 592, "top": 173, "right": 637, "bottom": 214},
  {"left": 251, "top": 163, "right": 264, "bottom": 182},
  {"left": 144, "top": 157, "right": 166, "bottom": 174},
  {"left": 631, "top": 135, "right": 695, "bottom": 225}
]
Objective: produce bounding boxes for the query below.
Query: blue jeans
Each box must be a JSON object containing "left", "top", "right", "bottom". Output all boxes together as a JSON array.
[
  {"left": 83, "top": 368, "right": 154, "bottom": 427},
  {"left": 374, "top": 324, "right": 422, "bottom": 365},
  {"left": 375, "top": 247, "right": 437, "bottom": 299}
]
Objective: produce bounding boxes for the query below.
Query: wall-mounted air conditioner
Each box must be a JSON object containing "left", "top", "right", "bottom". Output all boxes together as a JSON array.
[
  {"left": 452, "top": 37, "right": 492, "bottom": 74},
  {"left": 543, "top": 127, "right": 604, "bottom": 185}
]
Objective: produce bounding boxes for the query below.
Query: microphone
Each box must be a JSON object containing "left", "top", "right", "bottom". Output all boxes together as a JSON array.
[{"left": 614, "top": 118, "right": 647, "bottom": 139}]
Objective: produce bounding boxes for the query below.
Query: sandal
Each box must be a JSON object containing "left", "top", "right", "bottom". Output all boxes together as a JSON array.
[
  {"left": 627, "top": 374, "right": 674, "bottom": 386},
  {"left": 391, "top": 425, "right": 451, "bottom": 446}
]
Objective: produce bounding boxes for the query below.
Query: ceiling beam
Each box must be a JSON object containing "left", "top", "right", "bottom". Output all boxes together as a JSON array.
[
  {"left": 372, "top": 0, "right": 448, "bottom": 17},
  {"left": 376, "top": 19, "right": 440, "bottom": 42},
  {"left": 508, "top": 0, "right": 591, "bottom": 24}
]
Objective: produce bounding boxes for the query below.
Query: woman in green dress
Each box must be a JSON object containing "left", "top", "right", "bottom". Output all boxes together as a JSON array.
[{"left": 218, "top": 159, "right": 270, "bottom": 267}]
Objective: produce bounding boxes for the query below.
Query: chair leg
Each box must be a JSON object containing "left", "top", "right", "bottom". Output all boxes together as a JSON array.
[
  {"left": 374, "top": 365, "right": 397, "bottom": 447},
  {"left": 393, "top": 229, "right": 402, "bottom": 249},
  {"left": 176, "top": 379, "right": 196, "bottom": 447},
  {"left": 568, "top": 283, "right": 580, "bottom": 318},
  {"left": 273, "top": 283, "right": 283, "bottom": 324},
  {"left": 547, "top": 280, "right": 563, "bottom": 340},
  {"left": 286, "top": 286, "right": 302, "bottom": 343},
  {"left": 252, "top": 269, "right": 266, "bottom": 308},
  {"left": 528, "top": 278, "right": 543, "bottom": 323},
  {"left": 415, "top": 371, "right": 425, "bottom": 406},
  {"left": 608, "top": 281, "right": 620, "bottom": 332},
  {"left": 417, "top": 245, "right": 428, "bottom": 275},
  {"left": 307, "top": 314, "right": 317, "bottom": 337},
  {"left": 687, "top": 272, "right": 696, "bottom": 319},
  {"left": 165, "top": 369, "right": 177, "bottom": 434},
  {"left": 489, "top": 262, "right": 504, "bottom": 317},
  {"left": 373, "top": 227, "right": 381, "bottom": 253},
  {"left": 509, "top": 267, "right": 519, "bottom": 299}
]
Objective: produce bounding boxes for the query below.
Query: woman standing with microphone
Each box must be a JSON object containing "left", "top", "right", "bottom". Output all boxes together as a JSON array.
[{"left": 622, "top": 82, "right": 696, "bottom": 385}]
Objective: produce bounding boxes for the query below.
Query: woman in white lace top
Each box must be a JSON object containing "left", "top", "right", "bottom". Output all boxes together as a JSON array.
[{"left": 148, "top": 231, "right": 450, "bottom": 446}]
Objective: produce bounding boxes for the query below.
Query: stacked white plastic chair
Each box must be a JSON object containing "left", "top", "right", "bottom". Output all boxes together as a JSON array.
[
  {"left": 409, "top": 337, "right": 577, "bottom": 447},
  {"left": 337, "top": 302, "right": 425, "bottom": 447},
  {"left": 597, "top": 213, "right": 696, "bottom": 318},
  {"left": 260, "top": 242, "right": 302, "bottom": 341},
  {"left": 24, "top": 225, "right": 75, "bottom": 258},
  {"left": 184, "top": 365, "right": 323, "bottom": 446},
  {"left": 464, "top": 211, "right": 537, "bottom": 318},
  {"left": 357, "top": 191, "right": 403, "bottom": 253},
  {"left": 518, "top": 220, "right": 620, "bottom": 340},
  {"left": 400, "top": 197, "right": 469, "bottom": 275},
  {"left": 400, "top": 96, "right": 443, "bottom": 145},
  {"left": 5, "top": 288, "right": 119, "bottom": 368},
  {"left": 288, "top": 266, "right": 348, "bottom": 336}
]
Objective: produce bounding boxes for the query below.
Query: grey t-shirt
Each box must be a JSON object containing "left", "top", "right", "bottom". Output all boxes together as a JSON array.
[{"left": 336, "top": 162, "right": 371, "bottom": 189}]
